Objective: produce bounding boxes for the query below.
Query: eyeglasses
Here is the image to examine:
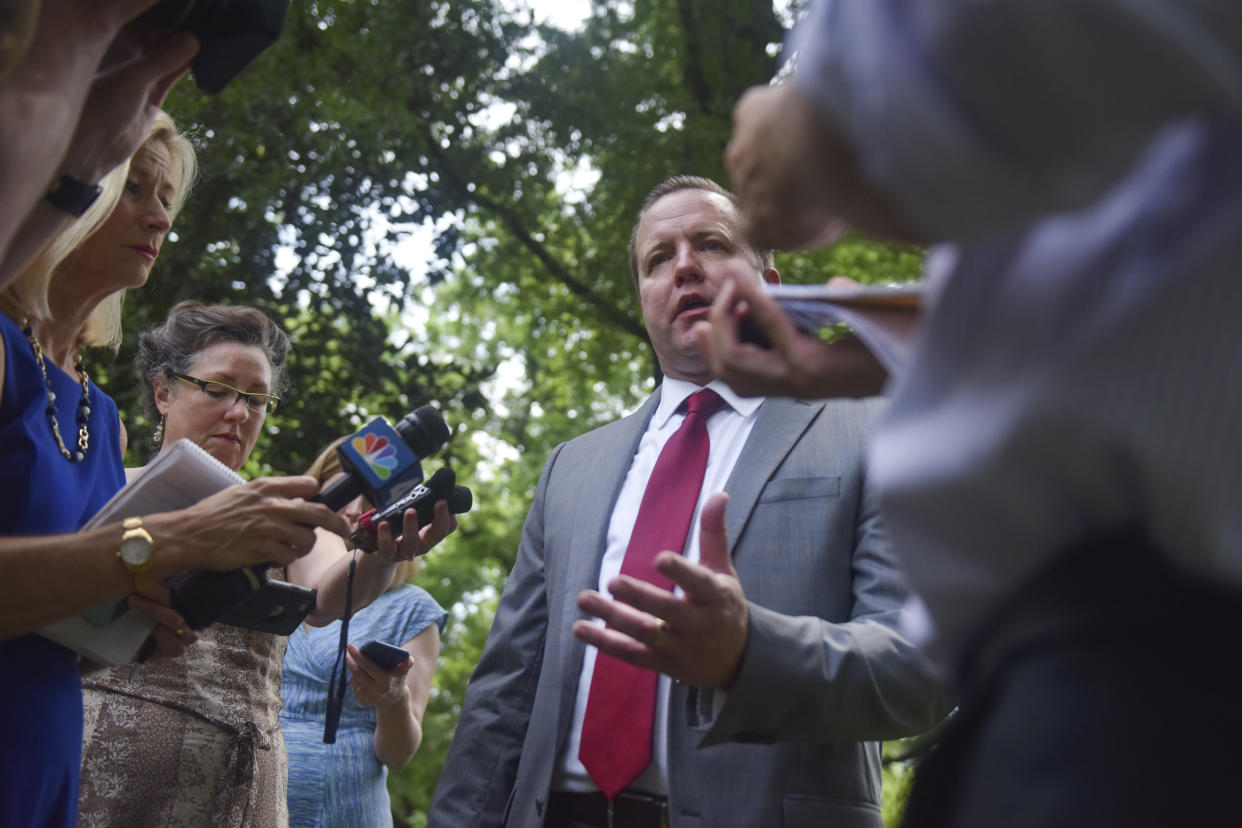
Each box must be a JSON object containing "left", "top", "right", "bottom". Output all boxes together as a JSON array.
[{"left": 174, "top": 373, "right": 280, "bottom": 414}]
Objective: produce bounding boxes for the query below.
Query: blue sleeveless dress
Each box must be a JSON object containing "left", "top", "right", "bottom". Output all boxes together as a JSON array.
[
  {"left": 0, "top": 312, "right": 125, "bottom": 828},
  {"left": 280, "top": 584, "right": 447, "bottom": 827}
]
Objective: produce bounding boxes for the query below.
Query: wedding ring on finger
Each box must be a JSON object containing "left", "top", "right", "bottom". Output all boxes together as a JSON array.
[{"left": 651, "top": 619, "right": 671, "bottom": 651}]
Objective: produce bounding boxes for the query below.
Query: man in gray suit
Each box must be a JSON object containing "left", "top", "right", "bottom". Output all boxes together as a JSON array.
[{"left": 428, "top": 176, "right": 946, "bottom": 828}]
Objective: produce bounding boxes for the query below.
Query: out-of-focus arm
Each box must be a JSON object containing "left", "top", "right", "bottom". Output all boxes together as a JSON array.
[{"left": 793, "top": 0, "right": 1242, "bottom": 240}]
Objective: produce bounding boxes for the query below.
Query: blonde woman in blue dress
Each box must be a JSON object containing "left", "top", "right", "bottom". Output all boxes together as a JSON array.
[{"left": 281, "top": 438, "right": 448, "bottom": 827}]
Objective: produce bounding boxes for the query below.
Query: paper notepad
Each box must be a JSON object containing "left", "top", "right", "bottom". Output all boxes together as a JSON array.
[
  {"left": 38, "top": 439, "right": 244, "bottom": 665},
  {"left": 767, "top": 282, "right": 923, "bottom": 377}
]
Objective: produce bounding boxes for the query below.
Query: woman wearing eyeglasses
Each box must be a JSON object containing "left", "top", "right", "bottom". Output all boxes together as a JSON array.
[
  {"left": 138, "top": 301, "right": 285, "bottom": 476},
  {"left": 78, "top": 301, "right": 459, "bottom": 828}
]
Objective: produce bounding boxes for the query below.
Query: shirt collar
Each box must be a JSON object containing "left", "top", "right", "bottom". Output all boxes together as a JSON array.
[{"left": 653, "top": 377, "right": 763, "bottom": 430}]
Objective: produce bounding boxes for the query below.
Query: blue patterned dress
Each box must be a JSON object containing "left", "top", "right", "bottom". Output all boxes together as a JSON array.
[
  {"left": 281, "top": 584, "right": 447, "bottom": 827},
  {"left": 0, "top": 312, "right": 124, "bottom": 828}
]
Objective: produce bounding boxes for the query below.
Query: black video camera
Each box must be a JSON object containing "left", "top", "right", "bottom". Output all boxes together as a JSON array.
[{"left": 136, "top": 0, "right": 291, "bottom": 93}]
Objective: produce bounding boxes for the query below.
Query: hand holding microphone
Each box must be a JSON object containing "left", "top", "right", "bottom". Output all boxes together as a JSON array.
[
  {"left": 311, "top": 406, "right": 472, "bottom": 557},
  {"left": 351, "top": 467, "right": 473, "bottom": 556},
  {"left": 311, "top": 406, "right": 450, "bottom": 512},
  {"left": 167, "top": 406, "right": 470, "bottom": 636},
  {"left": 317, "top": 406, "right": 470, "bottom": 743}
]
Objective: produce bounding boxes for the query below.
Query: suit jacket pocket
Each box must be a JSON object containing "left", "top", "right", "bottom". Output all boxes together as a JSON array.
[
  {"left": 783, "top": 795, "right": 883, "bottom": 828},
  {"left": 757, "top": 476, "right": 840, "bottom": 503}
]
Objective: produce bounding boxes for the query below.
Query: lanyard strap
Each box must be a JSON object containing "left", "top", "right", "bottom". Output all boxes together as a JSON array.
[{"left": 323, "top": 552, "right": 358, "bottom": 743}]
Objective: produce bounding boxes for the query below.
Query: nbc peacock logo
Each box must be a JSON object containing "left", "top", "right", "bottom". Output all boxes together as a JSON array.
[{"left": 352, "top": 433, "right": 398, "bottom": 479}]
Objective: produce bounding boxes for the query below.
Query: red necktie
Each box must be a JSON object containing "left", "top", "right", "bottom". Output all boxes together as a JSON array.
[{"left": 579, "top": 388, "right": 727, "bottom": 800}]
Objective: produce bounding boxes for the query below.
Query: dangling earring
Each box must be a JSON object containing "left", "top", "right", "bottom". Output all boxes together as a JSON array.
[{"left": 152, "top": 415, "right": 165, "bottom": 446}]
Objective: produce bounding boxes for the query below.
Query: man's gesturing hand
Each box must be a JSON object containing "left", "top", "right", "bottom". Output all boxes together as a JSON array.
[{"left": 573, "top": 493, "right": 748, "bottom": 689}]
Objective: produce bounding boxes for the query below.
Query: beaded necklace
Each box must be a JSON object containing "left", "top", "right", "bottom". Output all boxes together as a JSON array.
[{"left": 20, "top": 319, "right": 91, "bottom": 462}]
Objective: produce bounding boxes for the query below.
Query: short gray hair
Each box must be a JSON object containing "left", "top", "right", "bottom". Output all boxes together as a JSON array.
[{"left": 136, "top": 301, "right": 291, "bottom": 422}]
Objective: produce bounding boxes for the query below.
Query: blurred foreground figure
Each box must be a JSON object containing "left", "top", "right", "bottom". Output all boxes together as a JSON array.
[
  {"left": 0, "top": 0, "right": 197, "bottom": 281},
  {"left": 724, "top": 3, "right": 1242, "bottom": 827}
]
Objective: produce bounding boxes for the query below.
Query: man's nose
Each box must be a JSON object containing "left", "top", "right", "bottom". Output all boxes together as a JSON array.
[{"left": 673, "top": 247, "right": 703, "bottom": 286}]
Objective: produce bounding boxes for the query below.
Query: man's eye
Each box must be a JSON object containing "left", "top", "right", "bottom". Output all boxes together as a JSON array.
[{"left": 703, "top": 239, "right": 724, "bottom": 251}]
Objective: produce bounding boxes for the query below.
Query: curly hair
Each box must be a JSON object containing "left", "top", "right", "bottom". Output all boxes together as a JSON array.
[{"left": 136, "top": 301, "right": 291, "bottom": 423}]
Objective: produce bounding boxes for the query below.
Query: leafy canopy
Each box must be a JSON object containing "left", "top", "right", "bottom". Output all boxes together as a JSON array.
[{"left": 93, "top": 0, "right": 923, "bottom": 822}]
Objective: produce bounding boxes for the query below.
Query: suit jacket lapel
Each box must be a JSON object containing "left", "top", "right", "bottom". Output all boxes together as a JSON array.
[
  {"left": 554, "top": 391, "right": 661, "bottom": 738},
  {"left": 723, "top": 397, "right": 825, "bottom": 557},
  {"left": 560, "top": 390, "right": 662, "bottom": 599}
]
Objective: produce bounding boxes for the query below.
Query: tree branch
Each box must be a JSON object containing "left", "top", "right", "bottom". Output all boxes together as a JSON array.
[{"left": 427, "top": 140, "right": 649, "bottom": 343}]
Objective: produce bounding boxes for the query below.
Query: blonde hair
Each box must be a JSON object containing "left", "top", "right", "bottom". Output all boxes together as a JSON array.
[
  {"left": 1, "top": 110, "right": 198, "bottom": 348},
  {"left": 306, "top": 436, "right": 422, "bottom": 589}
]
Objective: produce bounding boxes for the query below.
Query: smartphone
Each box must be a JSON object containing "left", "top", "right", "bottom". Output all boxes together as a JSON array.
[
  {"left": 135, "top": 577, "right": 314, "bottom": 664},
  {"left": 169, "top": 565, "right": 269, "bottom": 630},
  {"left": 214, "top": 579, "right": 317, "bottom": 636},
  {"left": 359, "top": 639, "right": 411, "bottom": 671}
]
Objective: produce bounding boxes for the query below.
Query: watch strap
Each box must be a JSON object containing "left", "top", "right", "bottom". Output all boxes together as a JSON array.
[{"left": 46, "top": 173, "right": 103, "bottom": 218}]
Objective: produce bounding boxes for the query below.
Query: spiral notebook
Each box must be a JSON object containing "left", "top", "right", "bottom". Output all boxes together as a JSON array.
[{"left": 37, "top": 439, "right": 243, "bottom": 665}]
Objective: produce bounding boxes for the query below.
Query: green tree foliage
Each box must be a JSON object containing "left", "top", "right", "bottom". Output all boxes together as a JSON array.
[{"left": 90, "top": 0, "right": 926, "bottom": 822}]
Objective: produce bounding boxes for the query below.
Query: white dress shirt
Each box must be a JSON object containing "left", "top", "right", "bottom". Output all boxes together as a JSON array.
[{"left": 552, "top": 378, "right": 763, "bottom": 794}]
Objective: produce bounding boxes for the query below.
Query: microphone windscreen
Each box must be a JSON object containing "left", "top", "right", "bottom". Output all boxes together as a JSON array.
[
  {"left": 449, "top": 485, "right": 473, "bottom": 515},
  {"left": 397, "top": 407, "right": 451, "bottom": 458},
  {"left": 424, "top": 466, "right": 456, "bottom": 498}
]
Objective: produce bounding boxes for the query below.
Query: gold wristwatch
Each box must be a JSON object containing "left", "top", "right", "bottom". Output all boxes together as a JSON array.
[{"left": 118, "top": 516, "right": 155, "bottom": 591}]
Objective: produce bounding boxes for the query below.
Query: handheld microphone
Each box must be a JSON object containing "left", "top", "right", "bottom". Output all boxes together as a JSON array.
[
  {"left": 319, "top": 411, "right": 466, "bottom": 744},
  {"left": 312, "top": 406, "right": 450, "bottom": 513},
  {"left": 167, "top": 407, "right": 450, "bottom": 637},
  {"left": 350, "top": 467, "right": 473, "bottom": 553}
]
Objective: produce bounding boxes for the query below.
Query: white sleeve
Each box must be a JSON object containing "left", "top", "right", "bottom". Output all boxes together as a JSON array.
[{"left": 791, "top": 0, "right": 1242, "bottom": 239}]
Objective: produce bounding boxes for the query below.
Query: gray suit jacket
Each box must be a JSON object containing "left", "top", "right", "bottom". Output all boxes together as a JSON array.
[{"left": 428, "top": 393, "right": 947, "bottom": 828}]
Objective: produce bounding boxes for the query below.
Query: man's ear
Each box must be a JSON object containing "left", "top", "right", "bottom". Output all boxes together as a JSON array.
[
  {"left": 763, "top": 266, "right": 780, "bottom": 286},
  {"left": 153, "top": 376, "right": 172, "bottom": 416}
]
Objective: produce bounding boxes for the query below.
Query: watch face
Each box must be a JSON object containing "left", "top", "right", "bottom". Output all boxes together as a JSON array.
[{"left": 121, "top": 534, "right": 152, "bottom": 567}]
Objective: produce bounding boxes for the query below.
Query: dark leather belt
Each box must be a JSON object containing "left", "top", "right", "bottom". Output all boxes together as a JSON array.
[{"left": 547, "top": 790, "right": 669, "bottom": 828}]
